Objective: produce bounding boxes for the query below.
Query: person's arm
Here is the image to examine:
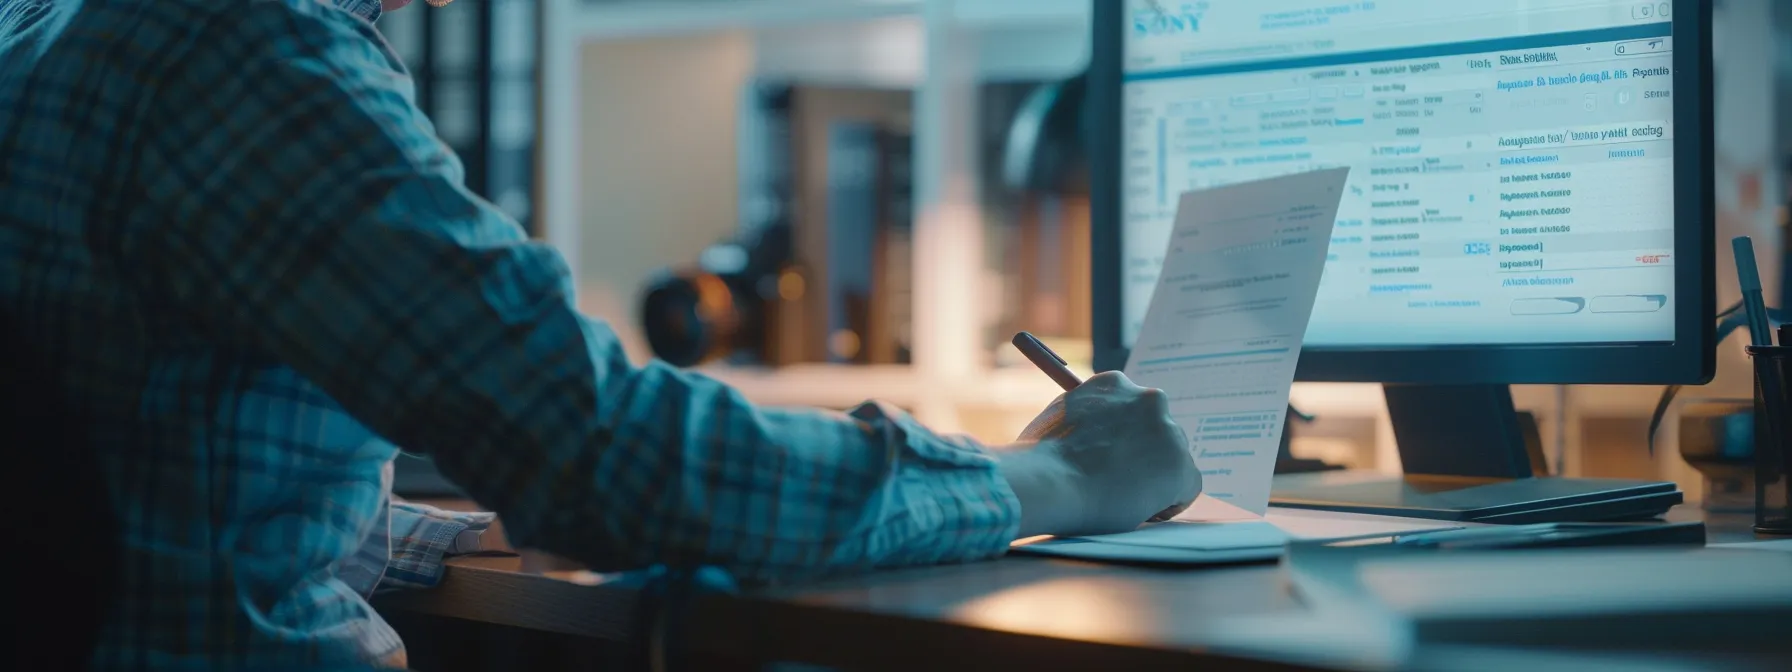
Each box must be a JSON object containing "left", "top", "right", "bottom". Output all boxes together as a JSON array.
[{"left": 133, "top": 4, "right": 1021, "bottom": 582}]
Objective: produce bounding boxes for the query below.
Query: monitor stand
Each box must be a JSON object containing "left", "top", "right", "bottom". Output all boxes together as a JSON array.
[
  {"left": 1269, "top": 384, "right": 1683, "bottom": 523},
  {"left": 1275, "top": 404, "right": 1345, "bottom": 474}
]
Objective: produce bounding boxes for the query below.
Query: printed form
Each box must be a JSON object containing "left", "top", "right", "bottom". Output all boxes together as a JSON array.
[
  {"left": 1013, "top": 167, "right": 1466, "bottom": 563},
  {"left": 1126, "top": 167, "right": 1351, "bottom": 520}
]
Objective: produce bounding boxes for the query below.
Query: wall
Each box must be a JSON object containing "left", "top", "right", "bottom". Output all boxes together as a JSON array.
[
  {"left": 1777, "top": 0, "right": 1792, "bottom": 302},
  {"left": 1714, "top": 0, "right": 1783, "bottom": 311},
  {"left": 752, "top": 17, "right": 924, "bottom": 87},
  {"left": 1690, "top": 0, "right": 1787, "bottom": 410},
  {"left": 575, "top": 33, "right": 755, "bottom": 362}
]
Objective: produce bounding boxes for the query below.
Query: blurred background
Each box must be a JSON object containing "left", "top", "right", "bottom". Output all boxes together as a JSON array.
[{"left": 381, "top": 0, "right": 1790, "bottom": 506}]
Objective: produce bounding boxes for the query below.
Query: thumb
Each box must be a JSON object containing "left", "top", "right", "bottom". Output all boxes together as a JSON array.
[{"left": 1017, "top": 393, "right": 1069, "bottom": 441}]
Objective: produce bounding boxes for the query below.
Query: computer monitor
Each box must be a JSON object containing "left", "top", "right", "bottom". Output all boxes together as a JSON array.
[{"left": 1090, "top": 1, "right": 1715, "bottom": 522}]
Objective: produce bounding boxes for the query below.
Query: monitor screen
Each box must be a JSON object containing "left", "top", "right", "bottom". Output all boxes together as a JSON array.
[{"left": 1120, "top": 0, "right": 1678, "bottom": 349}]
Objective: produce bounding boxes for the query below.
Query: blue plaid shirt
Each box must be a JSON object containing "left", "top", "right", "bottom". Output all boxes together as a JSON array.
[{"left": 0, "top": 0, "right": 1020, "bottom": 667}]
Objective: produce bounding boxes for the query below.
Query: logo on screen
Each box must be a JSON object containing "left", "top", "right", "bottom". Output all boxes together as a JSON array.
[{"left": 1133, "top": 2, "right": 1209, "bottom": 38}]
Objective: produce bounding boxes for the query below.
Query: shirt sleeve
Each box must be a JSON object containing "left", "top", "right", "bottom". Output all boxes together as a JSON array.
[
  {"left": 374, "top": 498, "right": 497, "bottom": 593},
  {"left": 133, "top": 2, "right": 1019, "bottom": 582}
]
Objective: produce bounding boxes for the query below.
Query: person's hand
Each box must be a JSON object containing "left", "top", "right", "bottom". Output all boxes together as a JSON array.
[{"left": 994, "top": 371, "right": 1200, "bottom": 538}]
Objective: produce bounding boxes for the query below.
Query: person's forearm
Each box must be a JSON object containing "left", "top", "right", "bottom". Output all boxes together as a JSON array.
[
  {"left": 434, "top": 321, "right": 1022, "bottom": 580},
  {"left": 993, "top": 443, "right": 1080, "bottom": 539}
]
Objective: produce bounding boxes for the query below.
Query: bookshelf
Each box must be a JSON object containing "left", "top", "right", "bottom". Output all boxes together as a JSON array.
[{"left": 378, "top": 0, "right": 541, "bottom": 233}]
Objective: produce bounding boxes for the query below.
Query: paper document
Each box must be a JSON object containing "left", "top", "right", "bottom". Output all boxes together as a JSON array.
[
  {"left": 1711, "top": 538, "right": 1792, "bottom": 553},
  {"left": 1261, "top": 507, "right": 1476, "bottom": 539},
  {"left": 1073, "top": 519, "right": 1290, "bottom": 550},
  {"left": 1010, "top": 508, "right": 1462, "bottom": 565},
  {"left": 1126, "top": 168, "right": 1350, "bottom": 517},
  {"left": 1067, "top": 510, "right": 1457, "bottom": 550}
]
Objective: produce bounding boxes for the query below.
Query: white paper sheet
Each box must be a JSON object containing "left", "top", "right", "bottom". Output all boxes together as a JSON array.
[
  {"left": 1126, "top": 167, "right": 1351, "bottom": 517},
  {"left": 1061, "top": 508, "right": 1464, "bottom": 551},
  {"left": 1071, "top": 519, "right": 1291, "bottom": 550},
  {"left": 1261, "top": 507, "right": 1478, "bottom": 540},
  {"left": 1710, "top": 538, "right": 1792, "bottom": 553}
]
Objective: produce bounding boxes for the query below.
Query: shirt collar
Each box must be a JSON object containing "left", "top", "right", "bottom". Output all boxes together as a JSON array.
[{"left": 334, "top": 0, "right": 384, "bottom": 23}]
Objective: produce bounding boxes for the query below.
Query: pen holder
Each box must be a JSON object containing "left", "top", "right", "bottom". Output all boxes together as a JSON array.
[
  {"left": 1676, "top": 400, "right": 1758, "bottom": 512},
  {"left": 1745, "top": 345, "right": 1792, "bottom": 535}
]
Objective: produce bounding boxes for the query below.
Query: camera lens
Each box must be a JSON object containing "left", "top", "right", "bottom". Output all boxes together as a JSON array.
[
  {"left": 641, "top": 272, "right": 743, "bottom": 367},
  {"left": 641, "top": 225, "right": 794, "bottom": 367}
]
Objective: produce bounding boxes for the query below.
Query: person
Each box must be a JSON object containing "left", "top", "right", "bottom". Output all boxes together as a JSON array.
[{"left": 0, "top": 0, "right": 1201, "bottom": 668}]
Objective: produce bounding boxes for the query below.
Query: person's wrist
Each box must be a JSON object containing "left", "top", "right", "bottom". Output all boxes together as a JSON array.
[{"left": 993, "top": 441, "right": 1079, "bottom": 538}]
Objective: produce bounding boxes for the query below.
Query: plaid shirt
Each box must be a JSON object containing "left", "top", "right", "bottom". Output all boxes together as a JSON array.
[
  {"left": 337, "top": 497, "right": 498, "bottom": 599},
  {"left": 0, "top": 0, "right": 1019, "bottom": 668}
]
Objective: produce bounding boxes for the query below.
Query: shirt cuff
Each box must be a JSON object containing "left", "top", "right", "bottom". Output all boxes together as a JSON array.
[
  {"left": 847, "top": 402, "right": 1023, "bottom": 568},
  {"left": 375, "top": 500, "right": 498, "bottom": 593}
]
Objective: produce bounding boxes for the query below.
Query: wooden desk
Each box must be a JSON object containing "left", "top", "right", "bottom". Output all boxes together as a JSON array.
[{"left": 372, "top": 506, "right": 1784, "bottom": 671}]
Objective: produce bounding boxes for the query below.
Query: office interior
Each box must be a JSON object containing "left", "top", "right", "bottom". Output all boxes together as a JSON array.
[
  {"left": 254, "top": 0, "right": 1792, "bottom": 669},
  {"left": 385, "top": 0, "right": 1788, "bottom": 500}
]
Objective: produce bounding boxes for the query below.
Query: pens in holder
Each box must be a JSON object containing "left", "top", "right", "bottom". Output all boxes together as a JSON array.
[
  {"left": 1012, "top": 332, "right": 1083, "bottom": 391},
  {"left": 1732, "top": 237, "right": 1774, "bottom": 347},
  {"left": 1735, "top": 236, "right": 1792, "bottom": 533}
]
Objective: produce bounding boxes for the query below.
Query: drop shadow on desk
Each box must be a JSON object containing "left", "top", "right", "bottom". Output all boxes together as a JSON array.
[
  {"left": 382, "top": 609, "right": 771, "bottom": 672},
  {"left": 381, "top": 610, "right": 611, "bottom": 672}
]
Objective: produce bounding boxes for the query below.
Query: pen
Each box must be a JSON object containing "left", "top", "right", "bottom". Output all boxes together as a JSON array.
[
  {"left": 1012, "top": 332, "right": 1083, "bottom": 391},
  {"left": 1013, "top": 332, "right": 1185, "bottom": 524},
  {"left": 1732, "top": 237, "right": 1775, "bottom": 346}
]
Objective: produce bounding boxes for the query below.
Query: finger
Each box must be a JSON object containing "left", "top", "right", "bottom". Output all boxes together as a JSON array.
[
  {"left": 1146, "top": 500, "right": 1193, "bottom": 523},
  {"left": 1140, "top": 387, "right": 1171, "bottom": 415},
  {"left": 1023, "top": 408, "right": 1066, "bottom": 433},
  {"left": 1017, "top": 393, "right": 1070, "bottom": 441},
  {"left": 1150, "top": 441, "right": 1202, "bottom": 524},
  {"left": 1108, "top": 370, "right": 1146, "bottom": 390},
  {"left": 1081, "top": 370, "right": 1129, "bottom": 390}
]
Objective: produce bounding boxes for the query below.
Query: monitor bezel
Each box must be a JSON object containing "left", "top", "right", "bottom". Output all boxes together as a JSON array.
[{"left": 1089, "top": 0, "right": 1716, "bottom": 385}]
